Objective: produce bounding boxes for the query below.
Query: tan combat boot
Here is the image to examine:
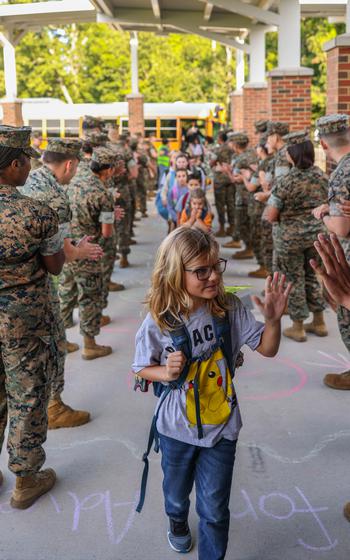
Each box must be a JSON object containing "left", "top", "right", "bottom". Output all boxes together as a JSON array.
[
  {"left": 100, "top": 315, "right": 111, "bottom": 327},
  {"left": 11, "top": 469, "right": 56, "bottom": 510},
  {"left": 119, "top": 255, "right": 130, "bottom": 269},
  {"left": 248, "top": 266, "right": 269, "bottom": 279},
  {"left": 232, "top": 248, "right": 254, "bottom": 260},
  {"left": 283, "top": 321, "right": 307, "bottom": 342},
  {"left": 304, "top": 311, "right": 328, "bottom": 337},
  {"left": 108, "top": 281, "right": 125, "bottom": 292},
  {"left": 214, "top": 225, "right": 226, "bottom": 238},
  {"left": 222, "top": 240, "right": 241, "bottom": 249},
  {"left": 323, "top": 370, "right": 350, "bottom": 390},
  {"left": 82, "top": 336, "right": 112, "bottom": 360},
  {"left": 66, "top": 340, "right": 79, "bottom": 353},
  {"left": 344, "top": 503, "right": 350, "bottom": 522},
  {"left": 48, "top": 396, "right": 90, "bottom": 429}
]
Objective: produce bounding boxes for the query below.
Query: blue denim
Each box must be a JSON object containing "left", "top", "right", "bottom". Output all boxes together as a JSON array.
[{"left": 159, "top": 434, "right": 237, "bottom": 560}]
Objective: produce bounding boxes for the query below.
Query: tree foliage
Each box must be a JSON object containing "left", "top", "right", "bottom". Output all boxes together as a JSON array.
[{"left": 0, "top": 3, "right": 345, "bottom": 120}]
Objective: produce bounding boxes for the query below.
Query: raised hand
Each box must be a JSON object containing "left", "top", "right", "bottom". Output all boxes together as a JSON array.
[
  {"left": 252, "top": 272, "right": 292, "bottom": 321},
  {"left": 310, "top": 233, "right": 350, "bottom": 311}
]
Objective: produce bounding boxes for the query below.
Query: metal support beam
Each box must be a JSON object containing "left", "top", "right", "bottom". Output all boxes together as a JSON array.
[
  {"left": 90, "top": 0, "right": 114, "bottom": 17},
  {"left": 150, "top": 0, "right": 161, "bottom": 19},
  {"left": 0, "top": 31, "right": 17, "bottom": 100},
  {"left": 198, "top": 0, "right": 280, "bottom": 26},
  {"left": 204, "top": 3, "right": 213, "bottom": 22},
  {"left": 278, "top": 0, "right": 300, "bottom": 68},
  {"left": 171, "top": 20, "right": 250, "bottom": 52}
]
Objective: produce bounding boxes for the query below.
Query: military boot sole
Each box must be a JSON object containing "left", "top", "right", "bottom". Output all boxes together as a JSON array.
[
  {"left": 304, "top": 324, "right": 328, "bottom": 337},
  {"left": 82, "top": 347, "right": 113, "bottom": 360},
  {"left": 344, "top": 503, "right": 350, "bottom": 522},
  {"left": 48, "top": 411, "right": 90, "bottom": 429},
  {"left": 10, "top": 469, "right": 56, "bottom": 510},
  {"left": 323, "top": 374, "right": 350, "bottom": 390},
  {"left": 283, "top": 329, "right": 307, "bottom": 343},
  {"left": 108, "top": 283, "right": 125, "bottom": 292}
]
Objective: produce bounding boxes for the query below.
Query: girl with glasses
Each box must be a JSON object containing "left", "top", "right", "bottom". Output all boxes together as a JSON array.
[{"left": 132, "top": 227, "right": 291, "bottom": 559}]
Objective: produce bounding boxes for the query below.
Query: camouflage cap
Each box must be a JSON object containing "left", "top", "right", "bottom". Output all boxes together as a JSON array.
[
  {"left": 82, "top": 115, "right": 103, "bottom": 130},
  {"left": 91, "top": 146, "right": 116, "bottom": 166},
  {"left": 227, "top": 132, "right": 249, "bottom": 145},
  {"left": 283, "top": 130, "right": 310, "bottom": 146},
  {"left": 254, "top": 120, "right": 269, "bottom": 134},
  {"left": 316, "top": 114, "right": 350, "bottom": 137},
  {"left": 0, "top": 125, "right": 40, "bottom": 158},
  {"left": 257, "top": 133, "right": 268, "bottom": 148},
  {"left": 45, "top": 138, "right": 82, "bottom": 158},
  {"left": 107, "top": 144, "right": 126, "bottom": 163},
  {"left": 267, "top": 121, "right": 290, "bottom": 137},
  {"left": 85, "top": 132, "right": 108, "bottom": 147},
  {"left": 236, "top": 151, "right": 258, "bottom": 169}
]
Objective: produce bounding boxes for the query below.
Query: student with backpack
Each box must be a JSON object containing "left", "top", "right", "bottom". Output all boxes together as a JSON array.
[{"left": 132, "top": 227, "right": 291, "bottom": 559}]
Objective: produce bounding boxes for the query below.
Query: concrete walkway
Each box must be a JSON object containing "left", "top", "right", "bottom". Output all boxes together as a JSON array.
[{"left": 1, "top": 202, "right": 350, "bottom": 560}]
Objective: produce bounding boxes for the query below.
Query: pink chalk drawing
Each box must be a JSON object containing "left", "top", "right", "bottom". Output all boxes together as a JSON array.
[
  {"left": 305, "top": 351, "right": 350, "bottom": 370},
  {"left": 242, "top": 357, "right": 308, "bottom": 402}
]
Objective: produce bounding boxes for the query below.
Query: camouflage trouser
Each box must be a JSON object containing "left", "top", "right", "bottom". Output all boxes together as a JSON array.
[
  {"left": 48, "top": 276, "right": 66, "bottom": 399},
  {"left": 250, "top": 203, "right": 264, "bottom": 266},
  {"left": 59, "top": 262, "right": 103, "bottom": 338},
  {"left": 274, "top": 246, "right": 326, "bottom": 321},
  {"left": 261, "top": 219, "right": 273, "bottom": 274},
  {"left": 101, "top": 231, "right": 118, "bottom": 310},
  {"left": 136, "top": 180, "right": 147, "bottom": 214},
  {"left": 214, "top": 184, "right": 236, "bottom": 231},
  {"left": 0, "top": 336, "right": 54, "bottom": 476},
  {"left": 116, "top": 183, "right": 131, "bottom": 257},
  {"left": 129, "top": 181, "right": 137, "bottom": 236},
  {"left": 235, "top": 205, "right": 252, "bottom": 247}
]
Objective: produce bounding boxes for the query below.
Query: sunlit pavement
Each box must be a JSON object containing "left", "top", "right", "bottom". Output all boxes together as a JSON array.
[{"left": 1, "top": 200, "right": 349, "bottom": 560}]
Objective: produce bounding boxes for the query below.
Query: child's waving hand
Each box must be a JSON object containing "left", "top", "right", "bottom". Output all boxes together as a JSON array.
[{"left": 252, "top": 272, "right": 292, "bottom": 322}]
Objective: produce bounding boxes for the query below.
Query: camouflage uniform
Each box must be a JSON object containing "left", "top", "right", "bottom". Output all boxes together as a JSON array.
[
  {"left": 317, "top": 114, "right": 350, "bottom": 350},
  {"left": 234, "top": 144, "right": 256, "bottom": 248},
  {"left": 213, "top": 143, "right": 235, "bottom": 229},
  {"left": 0, "top": 124, "right": 63, "bottom": 476},
  {"left": 268, "top": 133, "right": 328, "bottom": 321},
  {"left": 136, "top": 153, "right": 150, "bottom": 215},
  {"left": 59, "top": 147, "right": 115, "bottom": 337},
  {"left": 259, "top": 155, "right": 275, "bottom": 273},
  {"left": 20, "top": 139, "right": 81, "bottom": 400}
]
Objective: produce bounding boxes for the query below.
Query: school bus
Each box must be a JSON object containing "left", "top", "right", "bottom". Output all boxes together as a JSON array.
[{"left": 1, "top": 98, "right": 226, "bottom": 149}]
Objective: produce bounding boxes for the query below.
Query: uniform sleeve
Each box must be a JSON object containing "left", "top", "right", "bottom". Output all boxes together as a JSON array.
[
  {"left": 328, "top": 163, "right": 350, "bottom": 217},
  {"left": 38, "top": 205, "right": 63, "bottom": 256},
  {"left": 179, "top": 209, "right": 188, "bottom": 225},
  {"left": 267, "top": 177, "right": 286, "bottom": 210},
  {"left": 97, "top": 192, "right": 115, "bottom": 225},
  {"left": 132, "top": 317, "right": 164, "bottom": 373},
  {"left": 203, "top": 212, "right": 213, "bottom": 227}
]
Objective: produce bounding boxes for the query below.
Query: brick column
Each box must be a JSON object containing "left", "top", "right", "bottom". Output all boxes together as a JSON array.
[
  {"left": 323, "top": 34, "right": 350, "bottom": 115},
  {"left": 267, "top": 68, "right": 313, "bottom": 131},
  {"left": 230, "top": 90, "right": 244, "bottom": 131},
  {"left": 242, "top": 83, "right": 268, "bottom": 142},
  {"left": 1, "top": 101, "right": 23, "bottom": 126},
  {"left": 126, "top": 93, "right": 144, "bottom": 135}
]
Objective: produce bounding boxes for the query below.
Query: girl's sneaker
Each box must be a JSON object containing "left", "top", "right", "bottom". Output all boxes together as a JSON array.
[{"left": 167, "top": 519, "right": 193, "bottom": 553}]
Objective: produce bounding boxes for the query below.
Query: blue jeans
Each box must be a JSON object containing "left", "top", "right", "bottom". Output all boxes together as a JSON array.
[{"left": 159, "top": 434, "right": 237, "bottom": 560}]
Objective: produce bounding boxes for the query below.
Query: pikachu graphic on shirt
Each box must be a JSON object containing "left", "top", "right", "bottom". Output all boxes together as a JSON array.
[{"left": 184, "top": 347, "right": 235, "bottom": 426}]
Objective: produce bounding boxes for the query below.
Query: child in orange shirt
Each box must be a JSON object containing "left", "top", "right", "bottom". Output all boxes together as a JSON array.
[{"left": 179, "top": 188, "right": 213, "bottom": 232}]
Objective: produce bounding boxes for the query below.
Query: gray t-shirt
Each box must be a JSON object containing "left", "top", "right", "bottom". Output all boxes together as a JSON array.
[{"left": 132, "top": 297, "right": 264, "bottom": 447}]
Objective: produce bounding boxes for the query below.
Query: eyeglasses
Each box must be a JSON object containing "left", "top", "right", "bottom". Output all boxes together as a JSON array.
[{"left": 184, "top": 259, "right": 227, "bottom": 281}]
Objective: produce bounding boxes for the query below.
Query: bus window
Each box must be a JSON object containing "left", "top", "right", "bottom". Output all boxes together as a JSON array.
[
  {"left": 28, "top": 120, "right": 43, "bottom": 134},
  {"left": 159, "top": 119, "right": 177, "bottom": 139},
  {"left": 47, "top": 120, "right": 61, "bottom": 138},
  {"left": 64, "top": 120, "right": 80, "bottom": 138},
  {"left": 145, "top": 119, "right": 157, "bottom": 138},
  {"left": 120, "top": 118, "right": 128, "bottom": 132}
]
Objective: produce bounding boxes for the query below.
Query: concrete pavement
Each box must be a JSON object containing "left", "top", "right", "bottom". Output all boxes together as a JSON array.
[{"left": 0, "top": 203, "right": 350, "bottom": 560}]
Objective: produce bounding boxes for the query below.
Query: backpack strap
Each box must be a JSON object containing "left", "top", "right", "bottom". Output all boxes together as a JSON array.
[
  {"left": 136, "top": 315, "right": 192, "bottom": 513},
  {"left": 213, "top": 312, "right": 235, "bottom": 379}
]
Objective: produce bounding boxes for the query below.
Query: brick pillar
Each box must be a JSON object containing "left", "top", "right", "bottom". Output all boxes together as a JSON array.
[
  {"left": 242, "top": 82, "right": 268, "bottom": 143},
  {"left": 267, "top": 68, "right": 313, "bottom": 131},
  {"left": 230, "top": 90, "right": 244, "bottom": 131},
  {"left": 323, "top": 34, "right": 350, "bottom": 115},
  {"left": 1, "top": 101, "right": 23, "bottom": 126},
  {"left": 126, "top": 93, "right": 144, "bottom": 135}
]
